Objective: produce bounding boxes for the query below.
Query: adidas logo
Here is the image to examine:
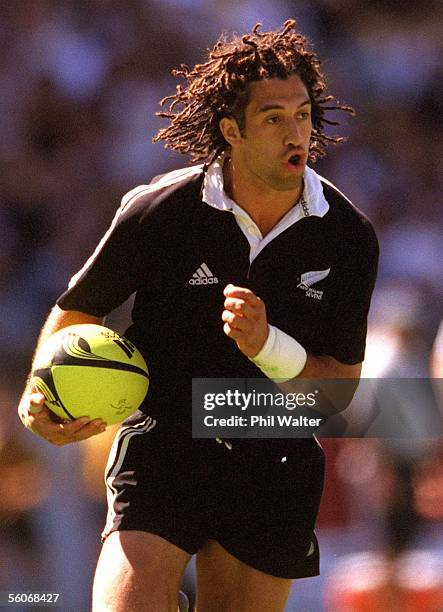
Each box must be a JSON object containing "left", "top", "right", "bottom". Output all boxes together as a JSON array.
[{"left": 189, "top": 263, "right": 219, "bottom": 285}]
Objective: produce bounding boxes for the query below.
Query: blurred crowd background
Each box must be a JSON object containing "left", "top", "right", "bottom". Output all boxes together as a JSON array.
[{"left": 1, "top": 1, "right": 442, "bottom": 610}]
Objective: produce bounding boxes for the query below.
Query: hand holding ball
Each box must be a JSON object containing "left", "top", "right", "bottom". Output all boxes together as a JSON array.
[{"left": 31, "top": 324, "right": 149, "bottom": 425}]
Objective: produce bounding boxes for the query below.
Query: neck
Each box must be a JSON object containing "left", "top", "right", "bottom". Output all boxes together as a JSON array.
[{"left": 223, "top": 156, "right": 304, "bottom": 236}]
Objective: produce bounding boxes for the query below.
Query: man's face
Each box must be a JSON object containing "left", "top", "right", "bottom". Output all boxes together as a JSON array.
[{"left": 235, "top": 74, "right": 312, "bottom": 192}]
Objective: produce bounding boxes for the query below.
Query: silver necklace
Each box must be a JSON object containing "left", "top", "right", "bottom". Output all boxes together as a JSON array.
[{"left": 300, "top": 195, "right": 310, "bottom": 217}]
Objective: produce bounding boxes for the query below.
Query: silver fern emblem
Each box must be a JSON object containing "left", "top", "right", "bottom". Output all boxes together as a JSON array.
[{"left": 297, "top": 268, "right": 331, "bottom": 290}]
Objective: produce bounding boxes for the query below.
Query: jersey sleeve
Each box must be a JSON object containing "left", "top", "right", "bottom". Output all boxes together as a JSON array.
[
  {"left": 324, "top": 220, "right": 379, "bottom": 364},
  {"left": 56, "top": 187, "right": 150, "bottom": 317}
]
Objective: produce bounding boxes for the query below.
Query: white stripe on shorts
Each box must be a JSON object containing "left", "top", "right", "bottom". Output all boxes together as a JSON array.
[{"left": 102, "top": 415, "right": 157, "bottom": 539}]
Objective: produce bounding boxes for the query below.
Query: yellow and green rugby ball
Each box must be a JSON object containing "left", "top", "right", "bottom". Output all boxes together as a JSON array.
[{"left": 31, "top": 324, "right": 149, "bottom": 425}]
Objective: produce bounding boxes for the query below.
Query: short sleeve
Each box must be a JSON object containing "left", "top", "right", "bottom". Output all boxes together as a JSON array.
[
  {"left": 324, "top": 221, "right": 379, "bottom": 364},
  {"left": 56, "top": 189, "right": 148, "bottom": 317}
]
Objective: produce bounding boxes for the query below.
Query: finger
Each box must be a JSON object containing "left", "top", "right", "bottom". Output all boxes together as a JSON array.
[
  {"left": 28, "top": 404, "right": 62, "bottom": 424},
  {"left": 223, "top": 322, "right": 245, "bottom": 341},
  {"left": 27, "top": 410, "right": 68, "bottom": 435},
  {"left": 224, "top": 297, "right": 256, "bottom": 318},
  {"left": 46, "top": 419, "right": 107, "bottom": 446},
  {"left": 63, "top": 419, "right": 107, "bottom": 442},
  {"left": 59, "top": 417, "right": 105, "bottom": 435},
  {"left": 29, "top": 412, "right": 101, "bottom": 436},
  {"left": 222, "top": 309, "right": 249, "bottom": 332},
  {"left": 223, "top": 284, "right": 261, "bottom": 305},
  {"left": 58, "top": 417, "right": 95, "bottom": 434},
  {"left": 28, "top": 393, "right": 47, "bottom": 414},
  {"left": 27, "top": 404, "right": 57, "bottom": 428}
]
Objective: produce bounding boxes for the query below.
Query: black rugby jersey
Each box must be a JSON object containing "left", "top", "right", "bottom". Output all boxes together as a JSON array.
[{"left": 57, "top": 165, "right": 378, "bottom": 422}]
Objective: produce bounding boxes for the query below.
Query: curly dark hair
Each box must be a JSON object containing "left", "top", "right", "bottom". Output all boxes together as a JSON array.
[{"left": 153, "top": 19, "right": 354, "bottom": 163}]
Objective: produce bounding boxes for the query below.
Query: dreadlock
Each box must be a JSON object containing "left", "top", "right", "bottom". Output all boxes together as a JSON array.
[{"left": 153, "top": 19, "right": 354, "bottom": 163}]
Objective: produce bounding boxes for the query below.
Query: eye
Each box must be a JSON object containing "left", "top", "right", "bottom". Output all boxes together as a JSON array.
[
  {"left": 266, "top": 116, "right": 281, "bottom": 125},
  {"left": 298, "top": 110, "right": 311, "bottom": 120}
]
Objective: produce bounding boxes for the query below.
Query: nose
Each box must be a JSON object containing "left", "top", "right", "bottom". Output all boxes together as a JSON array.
[{"left": 283, "top": 118, "right": 302, "bottom": 148}]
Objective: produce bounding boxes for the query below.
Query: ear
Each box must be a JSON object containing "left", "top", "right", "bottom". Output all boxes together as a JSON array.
[{"left": 219, "top": 117, "right": 243, "bottom": 147}]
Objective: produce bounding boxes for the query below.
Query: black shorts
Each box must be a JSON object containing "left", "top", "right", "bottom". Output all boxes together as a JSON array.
[{"left": 102, "top": 411, "right": 325, "bottom": 580}]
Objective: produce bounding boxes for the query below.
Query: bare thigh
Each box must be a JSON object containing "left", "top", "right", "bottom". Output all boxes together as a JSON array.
[
  {"left": 92, "top": 531, "right": 191, "bottom": 612},
  {"left": 195, "top": 540, "right": 292, "bottom": 612}
]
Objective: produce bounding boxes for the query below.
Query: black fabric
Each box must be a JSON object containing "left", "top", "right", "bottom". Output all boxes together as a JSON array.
[
  {"left": 102, "top": 412, "right": 325, "bottom": 579},
  {"left": 57, "top": 168, "right": 378, "bottom": 427},
  {"left": 58, "top": 167, "right": 377, "bottom": 578}
]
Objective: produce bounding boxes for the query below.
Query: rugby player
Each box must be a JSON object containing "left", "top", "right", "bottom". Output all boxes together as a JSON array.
[{"left": 19, "top": 20, "right": 378, "bottom": 611}]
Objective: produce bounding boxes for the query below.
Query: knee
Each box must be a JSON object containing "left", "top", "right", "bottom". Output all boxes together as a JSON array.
[
  {"left": 92, "top": 563, "right": 135, "bottom": 611},
  {"left": 92, "top": 531, "right": 190, "bottom": 611},
  {"left": 93, "top": 562, "right": 179, "bottom": 612}
]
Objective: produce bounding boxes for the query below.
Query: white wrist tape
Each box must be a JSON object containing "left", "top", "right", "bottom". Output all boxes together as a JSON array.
[{"left": 249, "top": 324, "right": 307, "bottom": 381}]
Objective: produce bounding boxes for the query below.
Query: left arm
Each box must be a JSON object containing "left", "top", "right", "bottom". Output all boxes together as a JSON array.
[
  {"left": 222, "top": 284, "right": 361, "bottom": 415},
  {"left": 280, "top": 356, "right": 361, "bottom": 417}
]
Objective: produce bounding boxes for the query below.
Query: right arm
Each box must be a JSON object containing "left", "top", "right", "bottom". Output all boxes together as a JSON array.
[
  {"left": 18, "top": 305, "right": 108, "bottom": 446},
  {"left": 21, "top": 183, "right": 155, "bottom": 444}
]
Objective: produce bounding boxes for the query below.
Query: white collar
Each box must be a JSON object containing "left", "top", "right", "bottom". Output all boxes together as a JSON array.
[{"left": 202, "top": 154, "right": 330, "bottom": 218}]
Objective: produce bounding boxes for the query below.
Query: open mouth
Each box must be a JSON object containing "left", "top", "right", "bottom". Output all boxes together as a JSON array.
[{"left": 288, "top": 154, "right": 301, "bottom": 166}]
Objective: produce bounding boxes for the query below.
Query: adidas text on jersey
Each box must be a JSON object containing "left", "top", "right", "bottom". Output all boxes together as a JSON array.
[{"left": 189, "top": 263, "right": 219, "bottom": 286}]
